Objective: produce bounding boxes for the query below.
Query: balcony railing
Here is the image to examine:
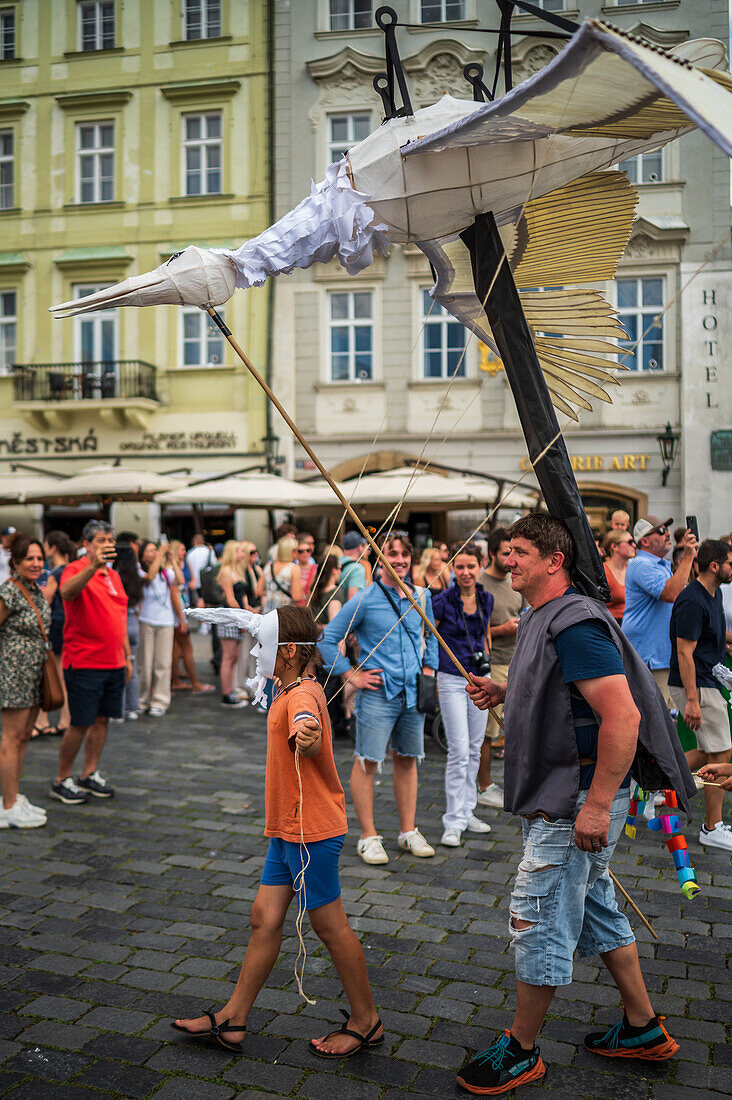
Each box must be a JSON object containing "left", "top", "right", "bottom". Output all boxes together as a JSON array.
[{"left": 12, "top": 361, "right": 158, "bottom": 403}]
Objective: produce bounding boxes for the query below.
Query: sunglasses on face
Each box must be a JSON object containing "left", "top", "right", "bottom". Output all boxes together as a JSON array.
[{"left": 654, "top": 527, "right": 668, "bottom": 536}]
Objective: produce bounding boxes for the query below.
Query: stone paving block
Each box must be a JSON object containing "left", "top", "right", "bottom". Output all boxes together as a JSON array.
[
  {"left": 19, "top": 994, "right": 92, "bottom": 1021},
  {"left": 77, "top": 961, "right": 129, "bottom": 981},
  {"left": 4, "top": 1045, "right": 92, "bottom": 1081},
  {"left": 151, "top": 1080, "right": 236, "bottom": 1100},
  {"left": 146, "top": 1040, "right": 236, "bottom": 1077},
  {"left": 412, "top": 1064, "right": 462, "bottom": 1095},
  {"left": 172, "top": 956, "right": 233, "bottom": 979},
  {"left": 71, "top": 979, "right": 143, "bottom": 1007},
  {"left": 223, "top": 1057, "right": 304, "bottom": 1092},
  {"left": 398, "top": 1037, "right": 467, "bottom": 1068},
  {"left": 119, "top": 967, "right": 185, "bottom": 992},
  {"left": 297, "top": 1072, "right": 380, "bottom": 1100},
  {"left": 16, "top": 1021, "right": 100, "bottom": 1050},
  {"left": 74, "top": 1058, "right": 164, "bottom": 1097},
  {"left": 167, "top": 920, "right": 227, "bottom": 940},
  {"left": 83, "top": 1030, "right": 162, "bottom": 1064},
  {"left": 77, "top": 1005, "right": 157, "bottom": 1034},
  {"left": 415, "top": 996, "right": 474, "bottom": 1023},
  {"left": 0, "top": 1038, "right": 20, "bottom": 1063}
]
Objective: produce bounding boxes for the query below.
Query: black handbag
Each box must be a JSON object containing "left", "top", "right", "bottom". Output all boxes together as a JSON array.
[{"left": 376, "top": 581, "right": 438, "bottom": 716}]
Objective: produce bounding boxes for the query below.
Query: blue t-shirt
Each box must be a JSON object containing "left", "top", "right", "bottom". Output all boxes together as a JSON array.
[
  {"left": 622, "top": 550, "right": 673, "bottom": 668},
  {"left": 554, "top": 617, "right": 628, "bottom": 789},
  {"left": 669, "top": 579, "right": 725, "bottom": 690}
]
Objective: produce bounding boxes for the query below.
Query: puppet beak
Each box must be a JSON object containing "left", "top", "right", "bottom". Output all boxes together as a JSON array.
[{"left": 49, "top": 246, "right": 238, "bottom": 317}]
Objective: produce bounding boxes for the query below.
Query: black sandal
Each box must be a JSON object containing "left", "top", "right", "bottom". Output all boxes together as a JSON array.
[
  {"left": 309, "top": 1009, "right": 383, "bottom": 1059},
  {"left": 171, "top": 1009, "right": 247, "bottom": 1053}
]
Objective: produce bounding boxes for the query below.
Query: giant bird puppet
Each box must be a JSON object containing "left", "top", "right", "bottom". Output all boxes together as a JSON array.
[{"left": 52, "top": 5, "right": 732, "bottom": 599}]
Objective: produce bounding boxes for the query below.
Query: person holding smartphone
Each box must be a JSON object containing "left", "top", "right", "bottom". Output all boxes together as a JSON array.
[{"left": 51, "top": 521, "right": 131, "bottom": 804}]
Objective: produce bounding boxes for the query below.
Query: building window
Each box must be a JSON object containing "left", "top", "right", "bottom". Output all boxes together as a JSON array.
[
  {"left": 328, "top": 113, "right": 371, "bottom": 164},
  {"left": 0, "top": 290, "right": 16, "bottom": 373},
  {"left": 329, "top": 291, "right": 373, "bottom": 382},
  {"left": 329, "top": 0, "right": 372, "bottom": 31},
  {"left": 616, "top": 277, "right": 664, "bottom": 372},
  {"left": 531, "top": 0, "right": 566, "bottom": 10},
  {"left": 183, "top": 0, "right": 222, "bottom": 40},
  {"left": 420, "top": 0, "right": 466, "bottom": 23},
  {"left": 617, "top": 151, "right": 663, "bottom": 184},
  {"left": 422, "top": 290, "right": 466, "bottom": 378},
  {"left": 77, "top": 121, "right": 114, "bottom": 203},
  {"left": 0, "top": 130, "right": 13, "bottom": 209},
  {"left": 183, "top": 112, "right": 222, "bottom": 196},
  {"left": 181, "top": 306, "right": 225, "bottom": 366},
  {"left": 0, "top": 8, "right": 15, "bottom": 60},
  {"left": 78, "top": 1, "right": 115, "bottom": 51}
]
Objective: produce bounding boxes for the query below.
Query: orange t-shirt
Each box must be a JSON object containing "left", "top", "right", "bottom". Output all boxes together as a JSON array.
[
  {"left": 603, "top": 561, "right": 626, "bottom": 621},
  {"left": 264, "top": 677, "right": 347, "bottom": 843}
]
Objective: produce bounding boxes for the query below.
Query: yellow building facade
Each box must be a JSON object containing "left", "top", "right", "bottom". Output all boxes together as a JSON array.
[{"left": 0, "top": 0, "right": 270, "bottom": 540}]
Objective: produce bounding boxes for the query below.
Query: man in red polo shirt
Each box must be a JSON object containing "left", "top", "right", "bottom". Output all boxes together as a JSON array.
[{"left": 51, "top": 520, "right": 131, "bottom": 804}]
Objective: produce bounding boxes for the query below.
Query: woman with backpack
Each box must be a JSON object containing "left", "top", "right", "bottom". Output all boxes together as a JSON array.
[
  {"left": 138, "top": 540, "right": 186, "bottom": 718},
  {"left": 263, "top": 536, "right": 302, "bottom": 613}
]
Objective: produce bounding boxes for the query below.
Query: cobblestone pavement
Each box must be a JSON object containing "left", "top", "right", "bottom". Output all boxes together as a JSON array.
[{"left": 1, "top": 651, "right": 730, "bottom": 1099}]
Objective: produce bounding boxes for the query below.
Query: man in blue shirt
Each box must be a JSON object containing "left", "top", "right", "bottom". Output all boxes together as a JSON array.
[
  {"left": 319, "top": 532, "right": 438, "bottom": 866},
  {"left": 623, "top": 515, "right": 697, "bottom": 704},
  {"left": 669, "top": 539, "right": 732, "bottom": 852}
]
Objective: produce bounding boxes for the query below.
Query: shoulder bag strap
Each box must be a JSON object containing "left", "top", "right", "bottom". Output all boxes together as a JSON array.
[{"left": 12, "top": 577, "right": 49, "bottom": 645}]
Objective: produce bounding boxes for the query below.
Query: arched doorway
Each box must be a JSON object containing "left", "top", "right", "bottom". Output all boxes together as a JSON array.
[{"left": 578, "top": 481, "right": 648, "bottom": 533}]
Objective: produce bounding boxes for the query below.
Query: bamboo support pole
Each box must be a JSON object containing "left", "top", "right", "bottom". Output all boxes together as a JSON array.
[
  {"left": 207, "top": 307, "right": 504, "bottom": 728},
  {"left": 609, "top": 869, "right": 657, "bottom": 940}
]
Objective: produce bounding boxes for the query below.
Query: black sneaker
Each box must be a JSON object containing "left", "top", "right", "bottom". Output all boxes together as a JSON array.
[
  {"left": 222, "top": 693, "right": 247, "bottom": 708},
  {"left": 50, "top": 777, "right": 89, "bottom": 805},
  {"left": 584, "top": 1013, "right": 679, "bottom": 1061},
  {"left": 77, "top": 770, "right": 115, "bottom": 799},
  {"left": 457, "top": 1030, "right": 546, "bottom": 1094}
]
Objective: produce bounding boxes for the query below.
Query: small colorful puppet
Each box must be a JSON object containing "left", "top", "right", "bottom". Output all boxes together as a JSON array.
[{"left": 625, "top": 786, "right": 700, "bottom": 900}]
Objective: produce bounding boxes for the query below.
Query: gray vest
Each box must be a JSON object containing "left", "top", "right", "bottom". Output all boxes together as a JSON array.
[{"left": 503, "top": 590, "right": 695, "bottom": 819}]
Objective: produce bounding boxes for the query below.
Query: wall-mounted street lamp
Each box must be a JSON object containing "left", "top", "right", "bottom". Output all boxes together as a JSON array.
[
  {"left": 656, "top": 422, "right": 680, "bottom": 487},
  {"left": 262, "top": 429, "right": 280, "bottom": 475}
]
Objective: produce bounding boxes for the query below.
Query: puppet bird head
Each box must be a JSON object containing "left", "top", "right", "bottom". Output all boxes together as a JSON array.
[{"left": 49, "top": 245, "right": 238, "bottom": 317}]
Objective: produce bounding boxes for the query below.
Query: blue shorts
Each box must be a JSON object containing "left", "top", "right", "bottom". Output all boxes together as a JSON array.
[
  {"left": 260, "top": 834, "right": 345, "bottom": 911},
  {"left": 509, "top": 788, "right": 634, "bottom": 987},
  {"left": 353, "top": 685, "right": 425, "bottom": 764},
  {"left": 64, "top": 666, "right": 125, "bottom": 728}
]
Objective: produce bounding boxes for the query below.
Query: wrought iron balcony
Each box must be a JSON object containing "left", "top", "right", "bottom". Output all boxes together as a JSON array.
[{"left": 12, "top": 360, "right": 158, "bottom": 404}]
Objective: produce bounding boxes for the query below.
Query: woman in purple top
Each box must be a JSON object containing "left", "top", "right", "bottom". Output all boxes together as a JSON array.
[{"left": 431, "top": 543, "right": 494, "bottom": 847}]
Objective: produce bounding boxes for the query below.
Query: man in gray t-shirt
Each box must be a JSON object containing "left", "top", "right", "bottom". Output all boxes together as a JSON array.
[{"left": 476, "top": 528, "right": 526, "bottom": 808}]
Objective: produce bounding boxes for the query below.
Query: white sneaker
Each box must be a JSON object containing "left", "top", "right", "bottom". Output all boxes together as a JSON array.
[
  {"left": 397, "top": 828, "right": 435, "bottom": 858},
  {"left": 440, "top": 828, "right": 462, "bottom": 847},
  {"left": 0, "top": 800, "right": 47, "bottom": 828},
  {"left": 17, "top": 794, "right": 46, "bottom": 820},
  {"left": 699, "top": 822, "right": 732, "bottom": 852},
  {"left": 357, "top": 835, "right": 389, "bottom": 865},
  {"left": 476, "top": 783, "right": 504, "bottom": 809},
  {"left": 466, "top": 813, "right": 492, "bottom": 834},
  {"left": 149, "top": 707, "right": 166, "bottom": 717},
  {"left": 125, "top": 711, "right": 139, "bottom": 721}
]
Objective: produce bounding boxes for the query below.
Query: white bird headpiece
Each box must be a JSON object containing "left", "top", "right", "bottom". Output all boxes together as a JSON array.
[{"left": 186, "top": 606, "right": 279, "bottom": 708}]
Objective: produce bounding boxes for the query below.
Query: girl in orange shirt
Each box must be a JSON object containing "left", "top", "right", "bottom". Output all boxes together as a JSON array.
[{"left": 173, "top": 604, "right": 382, "bottom": 1058}]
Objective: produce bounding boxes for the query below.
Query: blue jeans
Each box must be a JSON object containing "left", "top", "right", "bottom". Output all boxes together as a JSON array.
[
  {"left": 509, "top": 788, "right": 634, "bottom": 987},
  {"left": 353, "top": 685, "right": 425, "bottom": 764},
  {"left": 122, "top": 610, "right": 140, "bottom": 716}
]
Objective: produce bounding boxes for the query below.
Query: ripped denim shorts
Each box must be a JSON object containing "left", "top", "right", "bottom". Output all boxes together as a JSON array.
[{"left": 509, "top": 787, "right": 634, "bottom": 987}]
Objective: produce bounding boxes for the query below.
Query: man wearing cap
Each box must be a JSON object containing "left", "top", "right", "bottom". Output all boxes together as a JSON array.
[
  {"left": 333, "top": 531, "right": 370, "bottom": 604},
  {"left": 622, "top": 517, "right": 698, "bottom": 705},
  {"left": 0, "top": 526, "right": 16, "bottom": 585}
]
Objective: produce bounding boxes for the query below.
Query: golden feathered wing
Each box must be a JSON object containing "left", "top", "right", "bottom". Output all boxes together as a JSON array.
[{"left": 418, "top": 169, "right": 638, "bottom": 421}]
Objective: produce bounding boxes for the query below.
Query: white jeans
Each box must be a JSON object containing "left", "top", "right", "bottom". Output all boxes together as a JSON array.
[{"left": 438, "top": 671, "right": 486, "bottom": 831}]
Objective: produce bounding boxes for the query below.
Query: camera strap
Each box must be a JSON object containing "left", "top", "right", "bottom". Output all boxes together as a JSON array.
[{"left": 458, "top": 589, "right": 488, "bottom": 649}]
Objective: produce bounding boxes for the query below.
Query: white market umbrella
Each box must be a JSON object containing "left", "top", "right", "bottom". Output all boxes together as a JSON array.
[
  {"left": 156, "top": 471, "right": 322, "bottom": 511},
  {"left": 303, "top": 467, "right": 537, "bottom": 512},
  {"left": 22, "top": 464, "right": 189, "bottom": 505},
  {"left": 0, "top": 472, "right": 68, "bottom": 505}
]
